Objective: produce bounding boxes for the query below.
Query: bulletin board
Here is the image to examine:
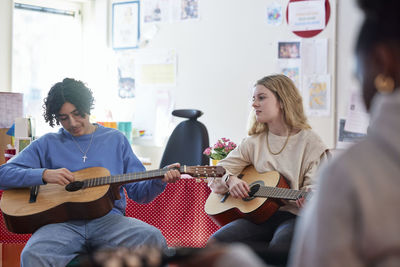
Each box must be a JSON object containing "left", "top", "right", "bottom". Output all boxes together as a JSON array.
[{"left": 109, "top": 0, "right": 337, "bottom": 148}]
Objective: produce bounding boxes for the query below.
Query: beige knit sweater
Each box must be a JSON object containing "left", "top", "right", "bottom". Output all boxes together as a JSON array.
[{"left": 208, "top": 129, "right": 330, "bottom": 215}]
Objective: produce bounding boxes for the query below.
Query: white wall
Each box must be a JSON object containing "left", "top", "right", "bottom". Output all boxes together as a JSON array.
[
  {"left": 137, "top": 0, "right": 337, "bottom": 149},
  {"left": 336, "top": 0, "right": 363, "bottom": 121},
  {"left": 0, "top": 0, "right": 365, "bottom": 166}
]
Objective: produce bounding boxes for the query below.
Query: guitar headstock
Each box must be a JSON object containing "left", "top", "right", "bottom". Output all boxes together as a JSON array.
[{"left": 183, "top": 165, "right": 226, "bottom": 178}]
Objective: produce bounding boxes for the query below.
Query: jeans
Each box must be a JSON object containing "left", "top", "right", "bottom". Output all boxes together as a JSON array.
[
  {"left": 21, "top": 213, "right": 167, "bottom": 267},
  {"left": 210, "top": 211, "right": 296, "bottom": 251}
]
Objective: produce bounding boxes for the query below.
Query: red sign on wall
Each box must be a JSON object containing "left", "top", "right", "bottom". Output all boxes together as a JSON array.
[{"left": 286, "top": 0, "right": 331, "bottom": 38}]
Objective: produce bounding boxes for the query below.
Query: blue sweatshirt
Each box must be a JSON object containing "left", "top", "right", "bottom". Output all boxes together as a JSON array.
[{"left": 0, "top": 124, "right": 166, "bottom": 215}]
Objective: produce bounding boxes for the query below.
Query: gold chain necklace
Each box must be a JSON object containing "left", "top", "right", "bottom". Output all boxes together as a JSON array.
[{"left": 266, "top": 130, "right": 291, "bottom": 155}]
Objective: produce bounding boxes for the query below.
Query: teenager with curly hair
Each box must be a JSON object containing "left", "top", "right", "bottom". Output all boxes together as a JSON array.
[{"left": 0, "top": 78, "right": 181, "bottom": 267}]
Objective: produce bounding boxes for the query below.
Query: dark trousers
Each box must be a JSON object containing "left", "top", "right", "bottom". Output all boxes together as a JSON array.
[{"left": 210, "top": 211, "right": 297, "bottom": 266}]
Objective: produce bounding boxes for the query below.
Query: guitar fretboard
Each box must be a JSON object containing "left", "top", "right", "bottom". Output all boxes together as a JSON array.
[
  {"left": 82, "top": 168, "right": 173, "bottom": 189},
  {"left": 254, "top": 186, "right": 309, "bottom": 200},
  {"left": 80, "top": 165, "right": 224, "bottom": 189}
]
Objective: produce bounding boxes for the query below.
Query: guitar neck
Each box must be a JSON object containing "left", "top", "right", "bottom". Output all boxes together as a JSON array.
[
  {"left": 83, "top": 168, "right": 168, "bottom": 188},
  {"left": 81, "top": 165, "right": 224, "bottom": 189},
  {"left": 254, "top": 186, "right": 310, "bottom": 200}
]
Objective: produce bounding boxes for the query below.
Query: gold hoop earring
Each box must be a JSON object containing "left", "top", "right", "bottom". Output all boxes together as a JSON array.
[{"left": 374, "top": 74, "right": 395, "bottom": 93}]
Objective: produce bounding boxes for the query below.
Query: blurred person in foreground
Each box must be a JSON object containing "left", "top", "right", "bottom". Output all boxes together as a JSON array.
[{"left": 289, "top": 0, "right": 400, "bottom": 266}]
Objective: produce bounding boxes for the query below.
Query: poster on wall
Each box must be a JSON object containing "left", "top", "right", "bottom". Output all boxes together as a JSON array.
[
  {"left": 277, "top": 40, "right": 301, "bottom": 89},
  {"left": 143, "top": 0, "right": 168, "bottom": 23},
  {"left": 337, "top": 118, "right": 367, "bottom": 149},
  {"left": 143, "top": 0, "right": 199, "bottom": 23},
  {"left": 279, "top": 62, "right": 301, "bottom": 88},
  {"left": 0, "top": 93, "right": 23, "bottom": 128},
  {"left": 131, "top": 88, "right": 174, "bottom": 146},
  {"left": 344, "top": 90, "right": 369, "bottom": 134},
  {"left": 266, "top": 1, "right": 283, "bottom": 26},
  {"left": 112, "top": 1, "right": 140, "bottom": 49},
  {"left": 181, "top": 0, "right": 199, "bottom": 20},
  {"left": 278, "top": 41, "right": 300, "bottom": 59},
  {"left": 303, "top": 74, "right": 331, "bottom": 117},
  {"left": 278, "top": 60, "right": 301, "bottom": 89},
  {"left": 135, "top": 49, "right": 177, "bottom": 87},
  {"left": 301, "top": 38, "right": 328, "bottom": 75},
  {"left": 288, "top": 0, "right": 325, "bottom": 32},
  {"left": 115, "top": 50, "right": 137, "bottom": 98}
]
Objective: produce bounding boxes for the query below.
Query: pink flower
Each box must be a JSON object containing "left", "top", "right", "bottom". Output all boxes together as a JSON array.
[
  {"left": 203, "top": 147, "right": 211, "bottom": 156},
  {"left": 203, "top": 138, "right": 237, "bottom": 160}
]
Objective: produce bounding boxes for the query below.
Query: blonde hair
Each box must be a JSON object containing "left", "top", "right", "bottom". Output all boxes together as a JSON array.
[{"left": 247, "top": 74, "right": 310, "bottom": 135}]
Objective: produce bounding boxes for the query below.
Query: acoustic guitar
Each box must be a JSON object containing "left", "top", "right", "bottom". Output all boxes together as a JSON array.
[
  {"left": 204, "top": 165, "right": 309, "bottom": 226},
  {"left": 0, "top": 165, "right": 225, "bottom": 234}
]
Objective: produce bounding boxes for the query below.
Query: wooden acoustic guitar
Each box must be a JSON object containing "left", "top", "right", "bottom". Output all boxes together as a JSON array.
[
  {"left": 204, "top": 165, "right": 309, "bottom": 226},
  {"left": 0, "top": 165, "right": 225, "bottom": 234}
]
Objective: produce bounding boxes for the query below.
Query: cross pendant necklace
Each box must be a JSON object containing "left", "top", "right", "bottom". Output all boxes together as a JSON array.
[{"left": 71, "top": 130, "right": 95, "bottom": 163}]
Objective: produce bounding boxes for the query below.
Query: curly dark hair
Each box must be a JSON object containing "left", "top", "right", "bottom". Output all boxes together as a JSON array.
[{"left": 43, "top": 78, "right": 95, "bottom": 127}]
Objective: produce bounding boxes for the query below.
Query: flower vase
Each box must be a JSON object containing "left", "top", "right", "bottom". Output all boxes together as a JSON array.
[{"left": 211, "top": 159, "right": 220, "bottom": 166}]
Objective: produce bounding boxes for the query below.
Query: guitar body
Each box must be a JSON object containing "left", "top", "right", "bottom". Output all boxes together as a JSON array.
[
  {"left": 0, "top": 165, "right": 225, "bottom": 234},
  {"left": 0, "top": 167, "right": 119, "bottom": 234},
  {"left": 205, "top": 166, "right": 290, "bottom": 226}
]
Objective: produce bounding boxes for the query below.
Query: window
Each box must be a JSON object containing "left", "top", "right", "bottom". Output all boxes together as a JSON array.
[{"left": 12, "top": 0, "right": 83, "bottom": 136}]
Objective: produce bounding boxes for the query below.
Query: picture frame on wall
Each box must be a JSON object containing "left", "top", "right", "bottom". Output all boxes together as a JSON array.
[{"left": 112, "top": 1, "right": 140, "bottom": 49}]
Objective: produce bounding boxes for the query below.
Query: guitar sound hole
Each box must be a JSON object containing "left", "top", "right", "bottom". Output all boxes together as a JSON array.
[
  {"left": 65, "top": 181, "right": 84, "bottom": 192},
  {"left": 243, "top": 184, "right": 260, "bottom": 201}
]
